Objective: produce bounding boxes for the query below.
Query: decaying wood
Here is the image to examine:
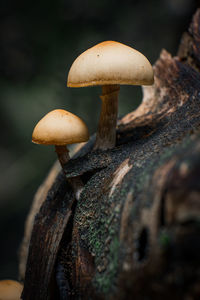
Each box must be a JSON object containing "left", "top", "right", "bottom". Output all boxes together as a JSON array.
[
  {"left": 19, "top": 161, "right": 60, "bottom": 281},
  {"left": 19, "top": 142, "right": 90, "bottom": 283},
  {"left": 21, "top": 9, "right": 200, "bottom": 300}
]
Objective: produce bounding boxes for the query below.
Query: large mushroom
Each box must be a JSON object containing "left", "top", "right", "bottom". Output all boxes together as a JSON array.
[
  {"left": 67, "top": 40, "right": 154, "bottom": 150},
  {"left": 0, "top": 280, "right": 23, "bottom": 300},
  {"left": 32, "top": 109, "right": 89, "bottom": 199}
]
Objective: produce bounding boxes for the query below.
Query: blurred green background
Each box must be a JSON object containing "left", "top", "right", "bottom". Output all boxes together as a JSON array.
[{"left": 0, "top": 0, "right": 199, "bottom": 280}]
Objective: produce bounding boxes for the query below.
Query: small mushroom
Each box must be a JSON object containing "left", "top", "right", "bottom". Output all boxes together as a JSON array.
[
  {"left": 67, "top": 41, "right": 154, "bottom": 150},
  {"left": 0, "top": 280, "right": 23, "bottom": 300},
  {"left": 32, "top": 109, "right": 89, "bottom": 199}
]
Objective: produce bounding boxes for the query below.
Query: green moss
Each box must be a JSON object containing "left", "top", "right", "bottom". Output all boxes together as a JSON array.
[
  {"left": 159, "top": 230, "right": 170, "bottom": 249},
  {"left": 88, "top": 226, "right": 104, "bottom": 256},
  {"left": 94, "top": 237, "right": 120, "bottom": 294}
]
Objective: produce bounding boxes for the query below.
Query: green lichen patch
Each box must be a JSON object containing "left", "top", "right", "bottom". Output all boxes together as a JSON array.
[{"left": 94, "top": 237, "right": 120, "bottom": 294}]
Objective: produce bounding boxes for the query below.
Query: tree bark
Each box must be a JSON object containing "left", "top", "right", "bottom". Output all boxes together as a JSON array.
[{"left": 21, "top": 9, "right": 200, "bottom": 300}]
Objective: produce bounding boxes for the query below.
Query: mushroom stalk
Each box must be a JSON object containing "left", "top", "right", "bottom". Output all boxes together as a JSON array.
[
  {"left": 55, "top": 145, "right": 70, "bottom": 168},
  {"left": 55, "top": 145, "right": 84, "bottom": 200},
  {"left": 94, "top": 84, "right": 120, "bottom": 150}
]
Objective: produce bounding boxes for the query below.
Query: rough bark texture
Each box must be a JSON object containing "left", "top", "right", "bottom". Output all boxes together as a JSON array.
[{"left": 21, "top": 9, "right": 200, "bottom": 300}]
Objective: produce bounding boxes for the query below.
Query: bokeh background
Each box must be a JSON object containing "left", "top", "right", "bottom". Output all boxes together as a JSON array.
[{"left": 0, "top": 0, "right": 199, "bottom": 280}]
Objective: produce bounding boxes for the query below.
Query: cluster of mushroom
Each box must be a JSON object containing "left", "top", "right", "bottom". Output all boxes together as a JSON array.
[{"left": 32, "top": 41, "right": 154, "bottom": 199}]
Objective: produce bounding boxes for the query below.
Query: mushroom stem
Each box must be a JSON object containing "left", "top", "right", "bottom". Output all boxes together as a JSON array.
[
  {"left": 94, "top": 84, "right": 120, "bottom": 150},
  {"left": 55, "top": 145, "right": 84, "bottom": 200},
  {"left": 55, "top": 145, "right": 70, "bottom": 168}
]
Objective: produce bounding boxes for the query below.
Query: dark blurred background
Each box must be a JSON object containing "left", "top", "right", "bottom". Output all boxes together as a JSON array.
[{"left": 0, "top": 0, "right": 199, "bottom": 280}]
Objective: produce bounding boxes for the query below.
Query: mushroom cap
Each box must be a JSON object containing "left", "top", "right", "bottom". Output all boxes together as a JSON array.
[
  {"left": 67, "top": 41, "right": 154, "bottom": 87},
  {"left": 0, "top": 280, "right": 23, "bottom": 300},
  {"left": 32, "top": 109, "right": 89, "bottom": 145}
]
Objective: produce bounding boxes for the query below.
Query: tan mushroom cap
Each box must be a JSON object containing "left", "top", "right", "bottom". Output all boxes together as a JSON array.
[
  {"left": 0, "top": 280, "right": 23, "bottom": 300},
  {"left": 67, "top": 41, "right": 154, "bottom": 87},
  {"left": 32, "top": 109, "right": 89, "bottom": 145}
]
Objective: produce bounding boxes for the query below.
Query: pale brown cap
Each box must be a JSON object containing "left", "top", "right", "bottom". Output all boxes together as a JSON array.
[
  {"left": 0, "top": 280, "right": 23, "bottom": 300},
  {"left": 67, "top": 41, "right": 154, "bottom": 87},
  {"left": 32, "top": 109, "right": 89, "bottom": 145}
]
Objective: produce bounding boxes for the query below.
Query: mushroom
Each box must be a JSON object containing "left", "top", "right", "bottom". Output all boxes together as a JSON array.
[
  {"left": 0, "top": 280, "right": 23, "bottom": 300},
  {"left": 32, "top": 109, "right": 89, "bottom": 199},
  {"left": 67, "top": 40, "right": 154, "bottom": 150}
]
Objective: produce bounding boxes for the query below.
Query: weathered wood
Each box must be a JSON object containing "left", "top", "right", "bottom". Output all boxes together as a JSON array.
[
  {"left": 21, "top": 171, "right": 74, "bottom": 300},
  {"left": 21, "top": 142, "right": 93, "bottom": 300},
  {"left": 19, "top": 161, "right": 60, "bottom": 281},
  {"left": 21, "top": 9, "right": 200, "bottom": 300},
  {"left": 19, "top": 142, "right": 91, "bottom": 284}
]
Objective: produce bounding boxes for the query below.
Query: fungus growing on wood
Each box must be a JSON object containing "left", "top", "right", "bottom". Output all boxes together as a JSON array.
[
  {"left": 67, "top": 41, "right": 154, "bottom": 150},
  {"left": 0, "top": 280, "right": 23, "bottom": 300},
  {"left": 32, "top": 109, "right": 89, "bottom": 199}
]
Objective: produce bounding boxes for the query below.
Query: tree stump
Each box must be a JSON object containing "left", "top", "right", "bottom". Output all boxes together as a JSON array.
[{"left": 21, "top": 9, "right": 200, "bottom": 300}]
